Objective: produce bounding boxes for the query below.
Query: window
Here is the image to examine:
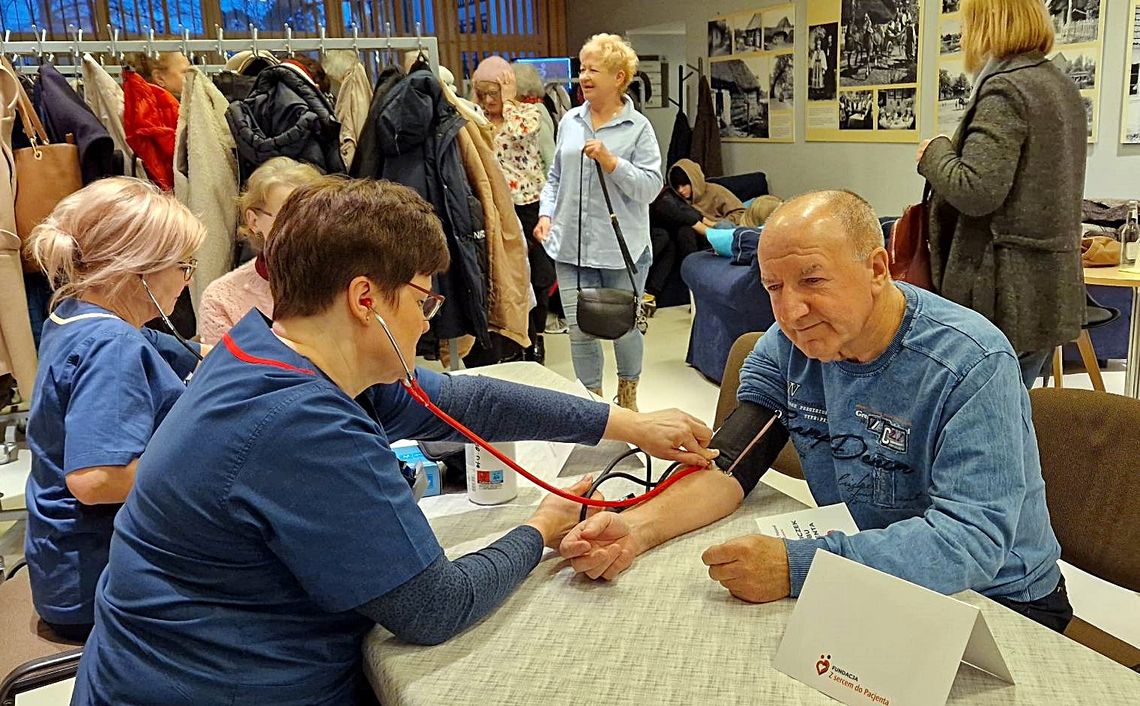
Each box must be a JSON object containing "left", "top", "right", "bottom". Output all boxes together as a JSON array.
[
  {"left": 1, "top": 0, "right": 98, "bottom": 35},
  {"left": 107, "top": 0, "right": 205, "bottom": 35},
  {"left": 220, "top": 0, "right": 325, "bottom": 33}
]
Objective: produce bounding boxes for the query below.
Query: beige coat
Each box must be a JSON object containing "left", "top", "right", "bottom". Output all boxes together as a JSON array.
[
  {"left": 0, "top": 60, "right": 38, "bottom": 399},
  {"left": 81, "top": 54, "right": 140, "bottom": 178},
  {"left": 174, "top": 69, "right": 240, "bottom": 309},
  {"left": 454, "top": 118, "right": 532, "bottom": 349},
  {"left": 334, "top": 62, "right": 373, "bottom": 167}
]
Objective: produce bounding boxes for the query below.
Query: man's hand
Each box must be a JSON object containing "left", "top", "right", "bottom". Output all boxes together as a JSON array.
[
  {"left": 560, "top": 512, "right": 637, "bottom": 580},
  {"left": 525, "top": 475, "right": 602, "bottom": 549},
  {"left": 701, "top": 534, "right": 791, "bottom": 603},
  {"left": 583, "top": 139, "right": 618, "bottom": 173},
  {"left": 607, "top": 407, "right": 718, "bottom": 468}
]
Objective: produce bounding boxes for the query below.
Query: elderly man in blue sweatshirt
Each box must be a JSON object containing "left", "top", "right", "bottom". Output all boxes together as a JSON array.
[{"left": 559, "top": 190, "right": 1072, "bottom": 632}]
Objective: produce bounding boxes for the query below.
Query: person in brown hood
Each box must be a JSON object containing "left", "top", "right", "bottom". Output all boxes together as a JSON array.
[
  {"left": 643, "top": 159, "right": 745, "bottom": 314},
  {"left": 669, "top": 159, "right": 745, "bottom": 234}
]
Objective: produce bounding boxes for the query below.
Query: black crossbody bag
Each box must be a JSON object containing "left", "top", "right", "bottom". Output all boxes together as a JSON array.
[{"left": 575, "top": 153, "right": 644, "bottom": 340}]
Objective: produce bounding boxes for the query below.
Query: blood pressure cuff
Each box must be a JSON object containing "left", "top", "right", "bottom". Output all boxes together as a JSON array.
[{"left": 709, "top": 401, "right": 789, "bottom": 497}]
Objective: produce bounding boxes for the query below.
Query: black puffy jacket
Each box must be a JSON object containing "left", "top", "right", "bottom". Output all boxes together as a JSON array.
[
  {"left": 358, "top": 69, "right": 489, "bottom": 346},
  {"left": 226, "top": 63, "right": 345, "bottom": 181}
]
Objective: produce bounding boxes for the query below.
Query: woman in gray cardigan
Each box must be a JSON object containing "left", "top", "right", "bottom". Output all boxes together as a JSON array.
[{"left": 917, "top": 0, "right": 1086, "bottom": 388}]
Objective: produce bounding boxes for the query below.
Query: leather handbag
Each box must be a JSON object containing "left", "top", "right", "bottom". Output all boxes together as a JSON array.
[
  {"left": 888, "top": 183, "right": 934, "bottom": 290},
  {"left": 575, "top": 155, "right": 643, "bottom": 341},
  {"left": 9, "top": 64, "right": 83, "bottom": 271}
]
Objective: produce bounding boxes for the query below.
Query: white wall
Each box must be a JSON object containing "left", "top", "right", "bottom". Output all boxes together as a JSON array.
[
  {"left": 626, "top": 28, "right": 688, "bottom": 159},
  {"left": 568, "top": 0, "right": 1140, "bottom": 217}
]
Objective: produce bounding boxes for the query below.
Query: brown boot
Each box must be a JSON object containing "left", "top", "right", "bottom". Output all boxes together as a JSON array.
[
  {"left": 616, "top": 378, "right": 639, "bottom": 412},
  {"left": 587, "top": 387, "right": 603, "bottom": 399}
]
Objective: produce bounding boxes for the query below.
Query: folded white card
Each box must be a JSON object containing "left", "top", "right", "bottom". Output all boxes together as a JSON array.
[
  {"left": 757, "top": 503, "right": 860, "bottom": 541},
  {"left": 774, "top": 550, "right": 1013, "bottom": 706}
]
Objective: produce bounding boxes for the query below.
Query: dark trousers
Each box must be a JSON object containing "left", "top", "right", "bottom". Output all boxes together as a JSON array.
[
  {"left": 646, "top": 191, "right": 706, "bottom": 297},
  {"left": 1017, "top": 348, "right": 1053, "bottom": 389},
  {"left": 43, "top": 620, "right": 93, "bottom": 644},
  {"left": 990, "top": 574, "right": 1073, "bottom": 634},
  {"left": 515, "top": 202, "right": 556, "bottom": 347}
]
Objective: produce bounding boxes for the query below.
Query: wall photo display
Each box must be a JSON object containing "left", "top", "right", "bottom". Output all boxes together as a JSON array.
[
  {"left": 935, "top": 1, "right": 1105, "bottom": 143},
  {"left": 1123, "top": 0, "right": 1140, "bottom": 144},
  {"left": 806, "top": 0, "right": 922, "bottom": 143},
  {"left": 706, "top": 3, "right": 797, "bottom": 143}
]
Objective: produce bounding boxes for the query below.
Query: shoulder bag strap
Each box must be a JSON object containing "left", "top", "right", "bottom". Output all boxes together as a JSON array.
[
  {"left": 592, "top": 158, "right": 638, "bottom": 291},
  {"left": 6, "top": 61, "right": 50, "bottom": 148}
]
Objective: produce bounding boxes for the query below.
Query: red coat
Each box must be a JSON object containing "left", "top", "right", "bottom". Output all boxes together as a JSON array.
[{"left": 123, "top": 69, "right": 179, "bottom": 190}]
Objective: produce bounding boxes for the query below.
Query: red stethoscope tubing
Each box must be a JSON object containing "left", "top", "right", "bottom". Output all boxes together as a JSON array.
[{"left": 401, "top": 379, "right": 705, "bottom": 508}]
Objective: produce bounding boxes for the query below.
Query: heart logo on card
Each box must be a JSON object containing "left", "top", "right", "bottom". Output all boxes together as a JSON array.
[{"left": 816, "top": 654, "right": 831, "bottom": 676}]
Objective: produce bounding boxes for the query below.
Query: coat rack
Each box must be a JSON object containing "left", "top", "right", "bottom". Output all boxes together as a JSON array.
[{"left": 0, "top": 22, "right": 440, "bottom": 77}]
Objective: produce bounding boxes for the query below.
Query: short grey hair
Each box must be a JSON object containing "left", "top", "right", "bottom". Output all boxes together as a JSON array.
[
  {"left": 769, "top": 190, "right": 884, "bottom": 260},
  {"left": 512, "top": 62, "right": 545, "bottom": 99}
]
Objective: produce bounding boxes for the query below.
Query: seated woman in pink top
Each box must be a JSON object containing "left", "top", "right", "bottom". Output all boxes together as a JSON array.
[{"left": 197, "top": 158, "right": 322, "bottom": 345}]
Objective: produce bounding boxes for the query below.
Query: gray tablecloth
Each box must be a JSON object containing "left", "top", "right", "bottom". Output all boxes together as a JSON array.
[{"left": 364, "top": 363, "right": 1139, "bottom": 704}]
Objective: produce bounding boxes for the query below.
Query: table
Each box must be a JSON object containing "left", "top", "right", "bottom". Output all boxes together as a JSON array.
[
  {"left": 1083, "top": 266, "right": 1140, "bottom": 397},
  {"left": 362, "top": 376, "right": 1140, "bottom": 705}
]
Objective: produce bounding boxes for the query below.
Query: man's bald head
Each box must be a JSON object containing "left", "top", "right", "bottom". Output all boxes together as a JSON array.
[{"left": 765, "top": 190, "right": 885, "bottom": 261}]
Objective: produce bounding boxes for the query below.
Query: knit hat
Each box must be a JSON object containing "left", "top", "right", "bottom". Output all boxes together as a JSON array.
[{"left": 472, "top": 55, "right": 512, "bottom": 84}]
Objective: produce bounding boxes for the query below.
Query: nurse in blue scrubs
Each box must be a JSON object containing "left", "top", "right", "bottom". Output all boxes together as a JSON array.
[
  {"left": 73, "top": 178, "right": 718, "bottom": 705},
  {"left": 21, "top": 178, "right": 206, "bottom": 641}
]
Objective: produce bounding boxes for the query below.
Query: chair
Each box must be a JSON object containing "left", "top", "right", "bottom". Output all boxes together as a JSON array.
[
  {"left": 715, "top": 332, "right": 803, "bottom": 480},
  {"left": 0, "top": 564, "right": 84, "bottom": 705},
  {"left": 1028, "top": 387, "right": 1140, "bottom": 670},
  {"left": 1050, "top": 291, "right": 1120, "bottom": 391}
]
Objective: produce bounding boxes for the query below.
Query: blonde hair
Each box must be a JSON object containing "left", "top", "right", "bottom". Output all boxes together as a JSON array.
[
  {"left": 238, "top": 157, "right": 323, "bottom": 247},
  {"left": 960, "top": 0, "right": 1054, "bottom": 74},
  {"left": 580, "top": 33, "right": 638, "bottom": 92},
  {"left": 24, "top": 177, "right": 206, "bottom": 307},
  {"left": 741, "top": 195, "right": 783, "bottom": 228},
  {"left": 511, "top": 62, "right": 545, "bottom": 99},
  {"left": 123, "top": 51, "right": 184, "bottom": 81}
]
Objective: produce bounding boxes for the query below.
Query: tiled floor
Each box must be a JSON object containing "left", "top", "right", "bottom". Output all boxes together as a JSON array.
[{"left": 3, "top": 306, "right": 1136, "bottom": 705}]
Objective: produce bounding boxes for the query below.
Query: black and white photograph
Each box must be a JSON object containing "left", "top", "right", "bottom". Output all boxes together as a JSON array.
[
  {"left": 1051, "top": 47, "right": 1098, "bottom": 90},
  {"left": 711, "top": 58, "right": 770, "bottom": 139},
  {"left": 733, "top": 13, "right": 764, "bottom": 54},
  {"left": 840, "top": 0, "right": 920, "bottom": 88},
  {"left": 763, "top": 7, "right": 795, "bottom": 50},
  {"left": 1081, "top": 94, "right": 1096, "bottom": 138},
  {"left": 770, "top": 54, "right": 794, "bottom": 111},
  {"left": 839, "top": 90, "right": 875, "bottom": 130},
  {"left": 708, "top": 19, "right": 732, "bottom": 58},
  {"left": 809, "top": 23, "right": 839, "bottom": 101},
  {"left": 941, "top": 0, "right": 960, "bottom": 13},
  {"left": 937, "top": 58, "right": 974, "bottom": 135},
  {"left": 877, "top": 88, "right": 916, "bottom": 130},
  {"left": 1125, "top": 3, "right": 1140, "bottom": 144},
  {"left": 1047, "top": 0, "right": 1101, "bottom": 47},
  {"left": 940, "top": 17, "right": 961, "bottom": 55}
]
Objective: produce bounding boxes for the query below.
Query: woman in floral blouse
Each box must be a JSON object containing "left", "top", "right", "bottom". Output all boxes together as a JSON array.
[{"left": 473, "top": 55, "right": 556, "bottom": 364}]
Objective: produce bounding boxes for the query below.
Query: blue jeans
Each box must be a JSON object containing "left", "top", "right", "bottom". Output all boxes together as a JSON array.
[{"left": 555, "top": 248, "right": 651, "bottom": 390}]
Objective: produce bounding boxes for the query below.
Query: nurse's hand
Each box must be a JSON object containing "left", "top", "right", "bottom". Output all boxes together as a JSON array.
[
  {"left": 525, "top": 475, "right": 602, "bottom": 549},
  {"left": 605, "top": 407, "right": 718, "bottom": 469}
]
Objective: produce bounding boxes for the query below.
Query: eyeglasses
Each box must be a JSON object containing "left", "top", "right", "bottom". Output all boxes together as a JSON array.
[
  {"left": 178, "top": 258, "right": 198, "bottom": 282},
  {"left": 406, "top": 281, "right": 446, "bottom": 320}
]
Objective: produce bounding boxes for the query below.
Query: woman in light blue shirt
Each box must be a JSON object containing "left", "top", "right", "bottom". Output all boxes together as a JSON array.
[{"left": 536, "top": 33, "right": 663, "bottom": 411}]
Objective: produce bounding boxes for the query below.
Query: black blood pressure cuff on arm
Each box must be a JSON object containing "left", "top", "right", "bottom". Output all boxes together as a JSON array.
[{"left": 709, "top": 401, "right": 789, "bottom": 497}]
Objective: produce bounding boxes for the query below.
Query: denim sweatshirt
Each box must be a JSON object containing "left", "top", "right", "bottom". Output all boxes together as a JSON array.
[
  {"left": 539, "top": 96, "right": 662, "bottom": 268},
  {"left": 738, "top": 283, "right": 1062, "bottom": 602}
]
